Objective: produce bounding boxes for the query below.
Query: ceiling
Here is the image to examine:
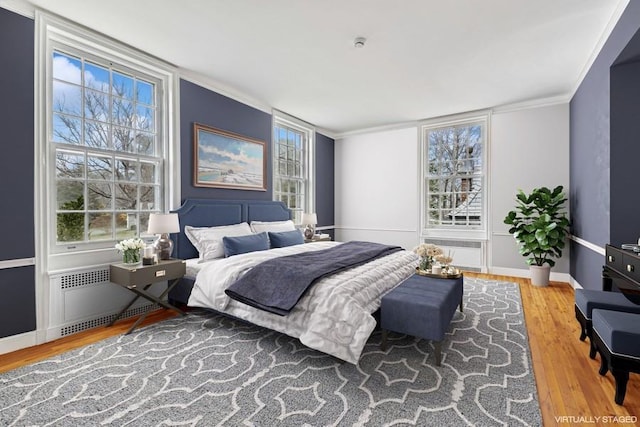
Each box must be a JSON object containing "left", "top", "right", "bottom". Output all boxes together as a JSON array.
[{"left": 21, "top": 0, "right": 628, "bottom": 135}]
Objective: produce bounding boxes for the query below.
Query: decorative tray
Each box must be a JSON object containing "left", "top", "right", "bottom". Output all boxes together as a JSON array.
[{"left": 415, "top": 267, "right": 463, "bottom": 279}]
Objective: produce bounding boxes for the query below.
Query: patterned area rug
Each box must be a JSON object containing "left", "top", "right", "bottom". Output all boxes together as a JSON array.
[{"left": 0, "top": 278, "right": 541, "bottom": 426}]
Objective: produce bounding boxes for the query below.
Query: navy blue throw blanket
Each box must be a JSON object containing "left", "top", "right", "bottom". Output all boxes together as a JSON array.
[{"left": 225, "top": 241, "right": 402, "bottom": 316}]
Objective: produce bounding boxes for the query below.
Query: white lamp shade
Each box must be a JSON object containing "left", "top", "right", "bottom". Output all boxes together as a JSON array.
[
  {"left": 301, "top": 212, "right": 317, "bottom": 225},
  {"left": 147, "top": 213, "right": 180, "bottom": 234}
]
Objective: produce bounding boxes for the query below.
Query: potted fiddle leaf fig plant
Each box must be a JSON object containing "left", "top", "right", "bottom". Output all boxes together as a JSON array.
[{"left": 503, "top": 185, "right": 570, "bottom": 286}]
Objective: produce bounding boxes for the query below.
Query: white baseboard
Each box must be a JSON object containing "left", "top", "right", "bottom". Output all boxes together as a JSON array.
[
  {"left": 569, "top": 276, "right": 583, "bottom": 290},
  {"left": 0, "top": 330, "right": 38, "bottom": 356},
  {"left": 489, "top": 266, "right": 571, "bottom": 284}
]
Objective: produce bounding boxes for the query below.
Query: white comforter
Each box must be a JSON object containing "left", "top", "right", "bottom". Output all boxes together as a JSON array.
[{"left": 188, "top": 241, "right": 418, "bottom": 364}]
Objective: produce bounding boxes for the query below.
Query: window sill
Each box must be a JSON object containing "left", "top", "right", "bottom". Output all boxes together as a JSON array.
[{"left": 421, "top": 228, "right": 488, "bottom": 242}]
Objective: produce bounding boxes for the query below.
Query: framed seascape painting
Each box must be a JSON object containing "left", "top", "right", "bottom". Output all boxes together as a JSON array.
[{"left": 193, "top": 123, "right": 267, "bottom": 191}]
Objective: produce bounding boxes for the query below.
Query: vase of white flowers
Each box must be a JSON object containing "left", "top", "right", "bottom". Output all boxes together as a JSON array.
[
  {"left": 413, "top": 243, "right": 444, "bottom": 272},
  {"left": 115, "top": 238, "right": 145, "bottom": 265}
]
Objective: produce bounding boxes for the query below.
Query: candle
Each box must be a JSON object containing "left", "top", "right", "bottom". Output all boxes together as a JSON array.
[{"left": 143, "top": 245, "right": 157, "bottom": 265}]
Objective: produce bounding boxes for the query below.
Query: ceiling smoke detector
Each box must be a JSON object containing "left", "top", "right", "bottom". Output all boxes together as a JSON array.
[{"left": 354, "top": 37, "right": 366, "bottom": 48}]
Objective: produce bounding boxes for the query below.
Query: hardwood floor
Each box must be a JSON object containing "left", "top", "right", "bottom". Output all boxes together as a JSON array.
[
  {"left": 466, "top": 272, "right": 639, "bottom": 427},
  {"left": 0, "top": 274, "right": 638, "bottom": 426},
  {"left": 0, "top": 309, "right": 178, "bottom": 374}
]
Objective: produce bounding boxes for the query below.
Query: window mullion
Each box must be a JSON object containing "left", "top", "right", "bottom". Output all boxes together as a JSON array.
[
  {"left": 272, "top": 116, "right": 313, "bottom": 225},
  {"left": 421, "top": 117, "right": 486, "bottom": 236},
  {"left": 50, "top": 46, "right": 163, "bottom": 250}
]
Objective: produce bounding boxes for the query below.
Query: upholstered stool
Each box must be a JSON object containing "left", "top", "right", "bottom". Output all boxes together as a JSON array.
[
  {"left": 381, "top": 274, "right": 463, "bottom": 366},
  {"left": 574, "top": 289, "right": 640, "bottom": 358},
  {"left": 592, "top": 308, "right": 640, "bottom": 405}
]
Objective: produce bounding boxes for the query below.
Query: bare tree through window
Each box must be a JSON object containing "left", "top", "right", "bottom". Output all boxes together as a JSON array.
[
  {"left": 52, "top": 51, "right": 161, "bottom": 244},
  {"left": 425, "top": 122, "right": 484, "bottom": 228}
]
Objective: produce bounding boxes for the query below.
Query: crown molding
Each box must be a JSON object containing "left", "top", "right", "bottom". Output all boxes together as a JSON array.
[
  {"left": 179, "top": 68, "right": 273, "bottom": 115},
  {"left": 0, "top": 0, "right": 35, "bottom": 18},
  {"left": 334, "top": 120, "right": 419, "bottom": 139},
  {"left": 334, "top": 93, "right": 571, "bottom": 139},
  {"left": 180, "top": 69, "right": 337, "bottom": 138},
  {"left": 491, "top": 94, "right": 571, "bottom": 114},
  {"left": 1, "top": 1, "right": 276, "bottom": 125},
  {"left": 569, "top": 0, "right": 630, "bottom": 98},
  {"left": 315, "top": 127, "right": 337, "bottom": 140}
]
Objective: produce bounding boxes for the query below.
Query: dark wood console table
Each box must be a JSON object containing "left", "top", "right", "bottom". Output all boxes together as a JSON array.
[{"left": 603, "top": 245, "right": 640, "bottom": 304}]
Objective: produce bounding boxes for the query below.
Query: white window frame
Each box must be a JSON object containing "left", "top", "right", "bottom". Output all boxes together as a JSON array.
[
  {"left": 272, "top": 111, "right": 315, "bottom": 225},
  {"left": 419, "top": 111, "right": 490, "bottom": 241},
  {"left": 36, "top": 12, "right": 179, "bottom": 261}
]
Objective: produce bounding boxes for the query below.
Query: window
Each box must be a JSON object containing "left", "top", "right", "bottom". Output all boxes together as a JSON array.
[
  {"left": 51, "top": 50, "right": 162, "bottom": 245},
  {"left": 272, "top": 113, "right": 314, "bottom": 225},
  {"left": 41, "top": 15, "right": 176, "bottom": 254},
  {"left": 420, "top": 114, "right": 488, "bottom": 239}
]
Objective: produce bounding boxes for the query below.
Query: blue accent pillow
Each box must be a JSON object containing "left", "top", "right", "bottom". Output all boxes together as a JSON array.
[
  {"left": 223, "top": 232, "right": 270, "bottom": 257},
  {"left": 269, "top": 229, "right": 304, "bottom": 248}
]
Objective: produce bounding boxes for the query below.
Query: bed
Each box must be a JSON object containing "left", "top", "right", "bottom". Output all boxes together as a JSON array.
[
  {"left": 169, "top": 199, "right": 418, "bottom": 364},
  {"left": 168, "top": 199, "right": 294, "bottom": 304}
]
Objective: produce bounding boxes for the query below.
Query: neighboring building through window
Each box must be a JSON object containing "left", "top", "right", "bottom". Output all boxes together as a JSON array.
[
  {"left": 420, "top": 113, "right": 488, "bottom": 240},
  {"left": 272, "top": 113, "right": 314, "bottom": 225}
]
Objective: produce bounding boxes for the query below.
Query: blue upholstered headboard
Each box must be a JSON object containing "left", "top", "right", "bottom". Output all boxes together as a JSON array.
[{"left": 170, "top": 199, "right": 292, "bottom": 260}]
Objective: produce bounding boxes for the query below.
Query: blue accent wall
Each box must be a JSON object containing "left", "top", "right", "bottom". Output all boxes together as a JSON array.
[
  {"left": 315, "top": 132, "right": 335, "bottom": 230},
  {"left": 0, "top": 266, "right": 36, "bottom": 338},
  {"left": 611, "top": 46, "right": 640, "bottom": 245},
  {"left": 570, "top": 241, "right": 604, "bottom": 290},
  {"left": 0, "top": 7, "right": 36, "bottom": 338},
  {"left": 179, "top": 79, "right": 336, "bottom": 229},
  {"left": 179, "top": 79, "right": 273, "bottom": 201},
  {"left": 570, "top": 2, "right": 640, "bottom": 289},
  {"left": 0, "top": 8, "right": 34, "bottom": 261}
]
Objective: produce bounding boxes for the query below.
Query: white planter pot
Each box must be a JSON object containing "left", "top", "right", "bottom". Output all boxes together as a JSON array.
[{"left": 529, "top": 265, "right": 551, "bottom": 287}]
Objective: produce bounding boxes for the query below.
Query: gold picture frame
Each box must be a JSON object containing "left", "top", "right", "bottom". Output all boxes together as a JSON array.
[{"left": 193, "top": 123, "right": 267, "bottom": 191}]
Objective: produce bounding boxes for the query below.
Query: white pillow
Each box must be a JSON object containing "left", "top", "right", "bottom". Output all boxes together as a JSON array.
[
  {"left": 249, "top": 220, "right": 296, "bottom": 234},
  {"left": 185, "top": 222, "right": 252, "bottom": 261}
]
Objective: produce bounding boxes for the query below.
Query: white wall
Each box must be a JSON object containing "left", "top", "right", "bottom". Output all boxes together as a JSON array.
[
  {"left": 335, "top": 127, "right": 419, "bottom": 249},
  {"left": 490, "top": 103, "right": 570, "bottom": 275},
  {"left": 335, "top": 102, "right": 571, "bottom": 277}
]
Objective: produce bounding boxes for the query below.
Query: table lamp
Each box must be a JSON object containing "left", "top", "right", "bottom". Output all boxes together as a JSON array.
[
  {"left": 301, "top": 212, "right": 317, "bottom": 240},
  {"left": 147, "top": 213, "right": 180, "bottom": 260}
]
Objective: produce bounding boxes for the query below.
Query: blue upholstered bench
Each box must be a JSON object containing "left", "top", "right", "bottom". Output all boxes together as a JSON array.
[
  {"left": 380, "top": 274, "right": 463, "bottom": 366},
  {"left": 574, "top": 289, "right": 640, "bottom": 358},
  {"left": 591, "top": 308, "right": 640, "bottom": 405}
]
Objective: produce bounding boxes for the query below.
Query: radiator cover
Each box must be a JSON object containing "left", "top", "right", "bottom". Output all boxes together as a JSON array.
[
  {"left": 48, "top": 265, "right": 165, "bottom": 339},
  {"left": 423, "top": 239, "right": 485, "bottom": 272}
]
